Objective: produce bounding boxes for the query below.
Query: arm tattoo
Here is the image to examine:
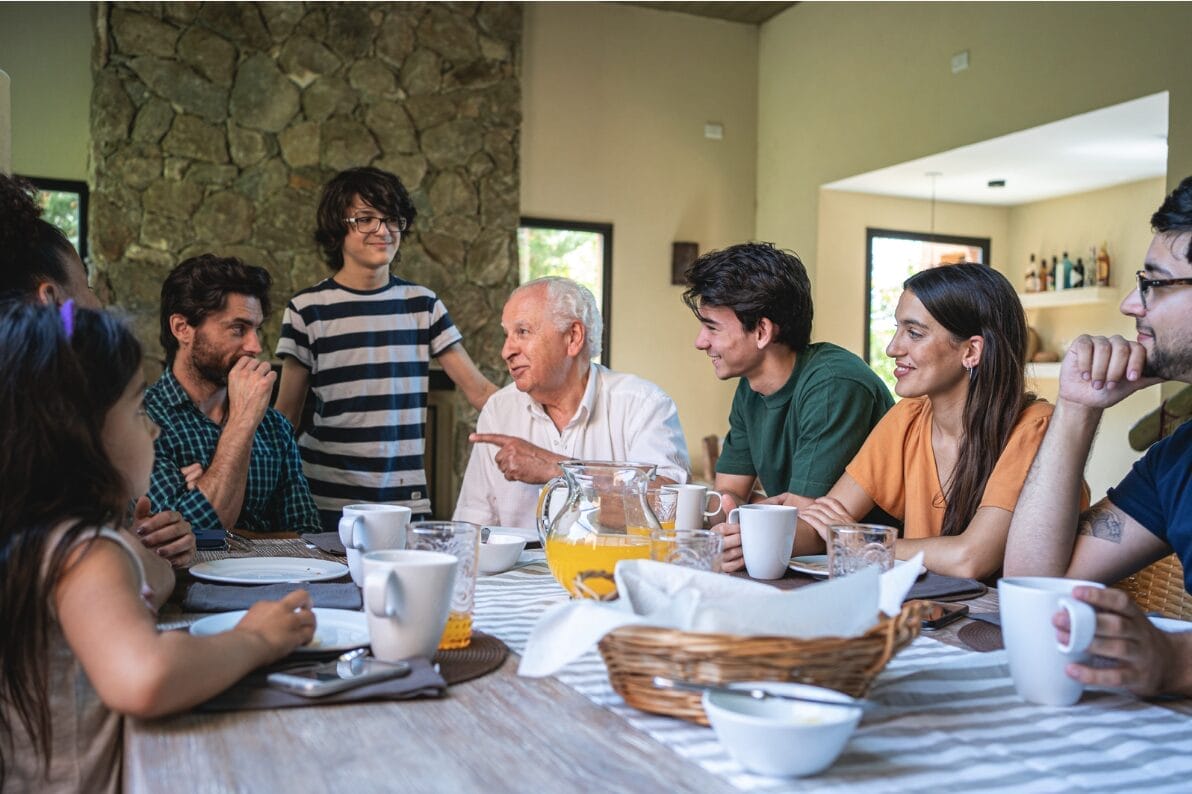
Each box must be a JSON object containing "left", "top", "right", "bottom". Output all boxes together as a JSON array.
[{"left": 1077, "top": 504, "right": 1123, "bottom": 543}]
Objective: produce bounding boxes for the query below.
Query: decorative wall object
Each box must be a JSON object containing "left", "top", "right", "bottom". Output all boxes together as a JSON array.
[{"left": 671, "top": 241, "right": 697, "bottom": 285}]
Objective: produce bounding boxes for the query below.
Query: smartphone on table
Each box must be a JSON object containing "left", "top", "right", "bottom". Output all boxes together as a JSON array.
[
  {"left": 267, "top": 655, "right": 412, "bottom": 698},
  {"left": 920, "top": 601, "right": 969, "bottom": 631}
]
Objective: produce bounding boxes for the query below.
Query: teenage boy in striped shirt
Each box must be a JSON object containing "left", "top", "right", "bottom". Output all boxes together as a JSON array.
[{"left": 275, "top": 167, "right": 496, "bottom": 529}]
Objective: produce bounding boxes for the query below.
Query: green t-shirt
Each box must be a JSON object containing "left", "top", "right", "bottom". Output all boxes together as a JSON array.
[{"left": 716, "top": 342, "right": 894, "bottom": 498}]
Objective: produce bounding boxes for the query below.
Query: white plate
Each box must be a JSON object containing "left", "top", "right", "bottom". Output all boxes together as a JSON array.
[
  {"left": 788, "top": 555, "right": 926, "bottom": 578},
  {"left": 1149, "top": 616, "right": 1192, "bottom": 633},
  {"left": 189, "top": 608, "right": 369, "bottom": 655},
  {"left": 189, "top": 557, "right": 349, "bottom": 585},
  {"left": 483, "top": 525, "right": 540, "bottom": 545}
]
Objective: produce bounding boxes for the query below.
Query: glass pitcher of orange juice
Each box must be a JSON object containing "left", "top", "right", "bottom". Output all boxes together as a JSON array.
[{"left": 537, "top": 461, "right": 660, "bottom": 600}]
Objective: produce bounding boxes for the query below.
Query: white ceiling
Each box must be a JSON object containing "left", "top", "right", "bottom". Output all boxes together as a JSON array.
[{"left": 824, "top": 92, "right": 1169, "bottom": 206}]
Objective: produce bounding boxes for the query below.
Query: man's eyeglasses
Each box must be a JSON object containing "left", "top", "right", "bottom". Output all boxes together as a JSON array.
[
  {"left": 1135, "top": 270, "right": 1192, "bottom": 310},
  {"left": 344, "top": 215, "right": 408, "bottom": 235}
]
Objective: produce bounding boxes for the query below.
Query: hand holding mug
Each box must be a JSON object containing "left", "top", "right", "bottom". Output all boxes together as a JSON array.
[
  {"left": 710, "top": 493, "right": 743, "bottom": 573},
  {"left": 1059, "top": 586, "right": 1181, "bottom": 697}
]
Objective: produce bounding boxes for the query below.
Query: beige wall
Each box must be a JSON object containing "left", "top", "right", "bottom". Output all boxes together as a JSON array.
[
  {"left": 0, "top": 2, "right": 92, "bottom": 179},
  {"left": 521, "top": 3, "right": 759, "bottom": 467},
  {"left": 815, "top": 190, "right": 1011, "bottom": 355},
  {"left": 1007, "top": 178, "right": 1168, "bottom": 497},
  {"left": 759, "top": 1, "right": 1192, "bottom": 310}
]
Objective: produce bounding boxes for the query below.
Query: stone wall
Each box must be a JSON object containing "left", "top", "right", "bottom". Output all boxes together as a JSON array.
[{"left": 89, "top": 1, "right": 521, "bottom": 507}]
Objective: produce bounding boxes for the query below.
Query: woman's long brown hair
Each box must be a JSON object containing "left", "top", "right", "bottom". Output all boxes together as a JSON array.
[
  {"left": 903, "top": 264, "right": 1035, "bottom": 537},
  {"left": 0, "top": 302, "right": 142, "bottom": 783}
]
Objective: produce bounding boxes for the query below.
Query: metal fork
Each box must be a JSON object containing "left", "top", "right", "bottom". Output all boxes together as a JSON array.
[{"left": 225, "top": 530, "right": 252, "bottom": 552}]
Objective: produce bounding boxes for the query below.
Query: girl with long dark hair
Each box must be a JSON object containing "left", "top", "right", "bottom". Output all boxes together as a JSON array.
[{"left": 0, "top": 301, "right": 316, "bottom": 792}]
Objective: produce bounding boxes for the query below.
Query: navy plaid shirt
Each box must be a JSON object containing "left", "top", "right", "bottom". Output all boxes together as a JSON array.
[{"left": 145, "top": 368, "right": 321, "bottom": 535}]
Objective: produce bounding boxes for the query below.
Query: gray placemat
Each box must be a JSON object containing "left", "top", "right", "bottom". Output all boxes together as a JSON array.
[
  {"left": 197, "top": 655, "right": 445, "bottom": 712},
  {"left": 906, "top": 572, "right": 986, "bottom": 601},
  {"left": 303, "top": 532, "right": 347, "bottom": 557},
  {"left": 183, "top": 582, "right": 362, "bottom": 612}
]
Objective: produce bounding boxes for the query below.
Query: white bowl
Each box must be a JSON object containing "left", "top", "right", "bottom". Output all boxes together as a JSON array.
[
  {"left": 479, "top": 533, "right": 526, "bottom": 574},
  {"left": 702, "top": 682, "right": 862, "bottom": 778}
]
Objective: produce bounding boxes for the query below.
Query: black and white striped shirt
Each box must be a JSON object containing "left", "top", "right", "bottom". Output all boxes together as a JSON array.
[{"left": 277, "top": 275, "right": 462, "bottom": 521}]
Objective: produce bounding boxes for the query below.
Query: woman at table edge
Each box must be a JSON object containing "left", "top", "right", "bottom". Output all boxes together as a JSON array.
[{"left": 716, "top": 262, "right": 1086, "bottom": 580}]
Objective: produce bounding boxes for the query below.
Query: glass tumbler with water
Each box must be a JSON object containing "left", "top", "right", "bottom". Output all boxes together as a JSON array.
[{"left": 828, "top": 523, "right": 896, "bottom": 578}]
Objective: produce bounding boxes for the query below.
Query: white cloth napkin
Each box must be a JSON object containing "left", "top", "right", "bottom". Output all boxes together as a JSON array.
[{"left": 519, "top": 552, "right": 924, "bottom": 677}]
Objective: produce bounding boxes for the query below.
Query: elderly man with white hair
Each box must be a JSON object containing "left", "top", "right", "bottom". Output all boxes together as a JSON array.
[{"left": 453, "top": 276, "right": 690, "bottom": 529}]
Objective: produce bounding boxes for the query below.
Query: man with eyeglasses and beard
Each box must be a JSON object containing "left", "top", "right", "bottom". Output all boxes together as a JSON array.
[
  {"left": 1006, "top": 176, "right": 1192, "bottom": 698},
  {"left": 146, "top": 254, "right": 321, "bottom": 536}
]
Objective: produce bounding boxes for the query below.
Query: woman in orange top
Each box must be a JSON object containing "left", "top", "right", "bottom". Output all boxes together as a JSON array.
[{"left": 747, "top": 263, "right": 1066, "bottom": 580}]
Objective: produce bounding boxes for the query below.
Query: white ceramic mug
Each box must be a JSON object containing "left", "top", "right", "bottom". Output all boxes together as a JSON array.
[
  {"left": 998, "top": 576, "right": 1104, "bottom": 706},
  {"left": 729, "top": 504, "right": 798, "bottom": 580},
  {"left": 672, "top": 484, "right": 724, "bottom": 530},
  {"left": 339, "top": 504, "right": 412, "bottom": 587},
  {"left": 363, "top": 550, "right": 459, "bottom": 662}
]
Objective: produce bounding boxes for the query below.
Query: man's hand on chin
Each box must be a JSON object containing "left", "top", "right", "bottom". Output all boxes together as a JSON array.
[
  {"left": 226, "top": 357, "right": 276, "bottom": 428},
  {"left": 470, "top": 433, "right": 567, "bottom": 484}
]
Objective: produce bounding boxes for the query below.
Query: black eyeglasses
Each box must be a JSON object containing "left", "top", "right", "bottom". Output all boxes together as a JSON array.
[
  {"left": 344, "top": 215, "right": 407, "bottom": 235},
  {"left": 1135, "top": 270, "right": 1192, "bottom": 310}
]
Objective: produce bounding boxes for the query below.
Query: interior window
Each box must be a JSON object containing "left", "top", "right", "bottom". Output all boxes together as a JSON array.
[{"left": 518, "top": 217, "right": 613, "bottom": 366}]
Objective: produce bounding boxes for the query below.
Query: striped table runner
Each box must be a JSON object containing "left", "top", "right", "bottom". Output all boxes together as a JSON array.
[{"left": 475, "top": 557, "right": 1192, "bottom": 792}]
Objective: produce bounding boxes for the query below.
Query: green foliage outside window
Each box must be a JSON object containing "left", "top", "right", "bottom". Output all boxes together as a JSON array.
[
  {"left": 37, "top": 189, "right": 82, "bottom": 253},
  {"left": 517, "top": 227, "right": 603, "bottom": 307}
]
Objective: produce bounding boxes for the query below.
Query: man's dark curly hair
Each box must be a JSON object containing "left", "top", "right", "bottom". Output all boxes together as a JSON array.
[
  {"left": 0, "top": 173, "right": 79, "bottom": 296},
  {"left": 682, "top": 242, "right": 813, "bottom": 352},
  {"left": 1151, "top": 176, "right": 1192, "bottom": 262},
  {"left": 314, "top": 167, "right": 417, "bottom": 271}
]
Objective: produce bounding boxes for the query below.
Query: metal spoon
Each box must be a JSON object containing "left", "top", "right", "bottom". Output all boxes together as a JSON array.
[{"left": 652, "top": 676, "right": 872, "bottom": 710}]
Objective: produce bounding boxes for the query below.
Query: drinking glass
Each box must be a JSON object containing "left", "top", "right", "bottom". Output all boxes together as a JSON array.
[
  {"left": 407, "top": 521, "right": 480, "bottom": 649},
  {"left": 827, "top": 524, "right": 896, "bottom": 579},
  {"left": 647, "top": 487, "right": 679, "bottom": 531},
  {"left": 650, "top": 528, "right": 724, "bottom": 571}
]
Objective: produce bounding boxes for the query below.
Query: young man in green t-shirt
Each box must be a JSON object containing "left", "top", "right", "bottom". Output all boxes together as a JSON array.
[{"left": 683, "top": 242, "right": 893, "bottom": 571}]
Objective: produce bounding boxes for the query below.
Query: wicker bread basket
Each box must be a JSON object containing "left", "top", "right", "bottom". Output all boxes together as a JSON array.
[{"left": 598, "top": 599, "right": 930, "bottom": 725}]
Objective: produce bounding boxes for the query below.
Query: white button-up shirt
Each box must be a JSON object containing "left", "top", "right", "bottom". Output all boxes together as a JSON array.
[{"left": 453, "top": 364, "right": 691, "bottom": 529}]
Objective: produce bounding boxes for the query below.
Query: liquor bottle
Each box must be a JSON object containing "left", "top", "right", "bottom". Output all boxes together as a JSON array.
[
  {"left": 1024, "top": 253, "right": 1038, "bottom": 293},
  {"left": 1072, "top": 257, "right": 1086, "bottom": 288},
  {"left": 1061, "top": 251, "right": 1074, "bottom": 290},
  {"left": 1039, "top": 258, "right": 1050, "bottom": 292},
  {"left": 1096, "top": 243, "right": 1111, "bottom": 286},
  {"left": 1051, "top": 255, "right": 1060, "bottom": 290}
]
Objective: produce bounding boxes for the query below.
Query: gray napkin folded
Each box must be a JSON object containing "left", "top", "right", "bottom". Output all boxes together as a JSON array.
[
  {"left": 183, "top": 582, "right": 362, "bottom": 612},
  {"left": 197, "top": 655, "right": 446, "bottom": 712},
  {"left": 303, "top": 532, "right": 347, "bottom": 556},
  {"left": 906, "top": 572, "right": 986, "bottom": 601}
]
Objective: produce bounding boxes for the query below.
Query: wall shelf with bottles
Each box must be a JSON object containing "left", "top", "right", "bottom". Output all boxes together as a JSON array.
[{"left": 1018, "top": 286, "right": 1117, "bottom": 310}]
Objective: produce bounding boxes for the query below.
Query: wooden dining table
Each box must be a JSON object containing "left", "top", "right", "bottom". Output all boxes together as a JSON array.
[{"left": 125, "top": 537, "right": 1192, "bottom": 793}]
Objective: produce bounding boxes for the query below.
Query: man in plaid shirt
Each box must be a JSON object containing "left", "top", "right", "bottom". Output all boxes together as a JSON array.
[{"left": 146, "top": 254, "right": 320, "bottom": 536}]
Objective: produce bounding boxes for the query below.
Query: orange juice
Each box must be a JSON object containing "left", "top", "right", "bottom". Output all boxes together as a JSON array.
[
  {"left": 626, "top": 525, "right": 653, "bottom": 537},
  {"left": 438, "top": 611, "right": 472, "bottom": 650},
  {"left": 660, "top": 519, "right": 676, "bottom": 530},
  {"left": 545, "top": 533, "right": 651, "bottom": 599}
]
